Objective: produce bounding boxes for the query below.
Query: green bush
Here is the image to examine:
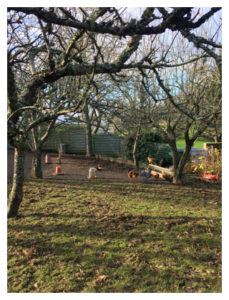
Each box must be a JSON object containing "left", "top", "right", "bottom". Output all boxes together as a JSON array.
[
  {"left": 124, "top": 132, "right": 172, "bottom": 166},
  {"left": 156, "top": 143, "right": 173, "bottom": 166}
]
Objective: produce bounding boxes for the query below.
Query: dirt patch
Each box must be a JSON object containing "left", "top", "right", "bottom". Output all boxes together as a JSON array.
[{"left": 7, "top": 150, "right": 133, "bottom": 181}]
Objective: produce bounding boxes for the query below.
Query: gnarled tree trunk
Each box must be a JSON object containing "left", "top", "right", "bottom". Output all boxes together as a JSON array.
[
  {"left": 165, "top": 127, "right": 193, "bottom": 184},
  {"left": 7, "top": 147, "right": 25, "bottom": 218},
  {"left": 30, "top": 118, "right": 56, "bottom": 178},
  {"left": 172, "top": 144, "right": 192, "bottom": 184}
]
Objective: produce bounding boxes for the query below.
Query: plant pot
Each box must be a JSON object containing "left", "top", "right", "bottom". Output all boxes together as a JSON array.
[{"left": 203, "top": 174, "right": 218, "bottom": 181}]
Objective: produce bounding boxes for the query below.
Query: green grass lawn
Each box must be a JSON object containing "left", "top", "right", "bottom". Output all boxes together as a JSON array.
[
  {"left": 176, "top": 138, "right": 213, "bottom": 149},
  {"left": 7, "top": 178, "right": 221, "bottom": 293}
]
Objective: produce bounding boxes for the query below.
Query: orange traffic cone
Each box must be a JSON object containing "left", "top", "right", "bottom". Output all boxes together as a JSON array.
[
  {"left": 45, "top": 154, "right": 51, "bottom": 164},
  {"left": 53, "top": 165, "right": 64, "bottom": 175}
]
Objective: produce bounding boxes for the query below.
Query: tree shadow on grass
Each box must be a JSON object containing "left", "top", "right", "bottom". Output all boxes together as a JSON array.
[
  {"left": 8, "top": 212, "right": 221, "bottom": 292},
  {"left": 8, "top": 213, "right": 221, "bottom": 249}
]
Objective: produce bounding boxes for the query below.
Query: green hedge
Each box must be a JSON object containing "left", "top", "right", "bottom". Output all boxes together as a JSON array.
[{"left": 124, "top": 132, "right": 172, "bottom": 167}]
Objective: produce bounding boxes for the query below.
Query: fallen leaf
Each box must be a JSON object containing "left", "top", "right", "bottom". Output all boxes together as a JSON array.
[
  {"left": 96, "top": 275, "right": 107, "bottom": 282},
  {"left": 22, "top": 247, "right": 36, "bottom": 259},
  {"left": 155, "top": 264, "right": 164, "bottom": 269}
]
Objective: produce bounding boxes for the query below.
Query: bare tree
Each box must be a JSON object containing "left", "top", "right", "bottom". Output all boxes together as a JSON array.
[
  {"left": 29, "top": 117, "right": 56, "bottom": 179},
  {"left": 7, "top": 7, "right": 221, "bottom": 217},
  {"left": 110, "top": 56, "right": 221, "bottom": 184},
  {"left": 150, "top": 59, "right": 221, "bottom": 183}
]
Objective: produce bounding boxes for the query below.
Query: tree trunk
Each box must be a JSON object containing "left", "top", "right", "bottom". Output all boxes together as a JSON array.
[
  {"left": 169, "top": 139, "right": 180, "bottom": 170},
  {"left": 85, "top": 106, "right": 94, "bottom": 157},
  {"left": 173, "top": 168, "right": 185, "bottom": 184},
  {"left": 166, "top": 136, "right": 193, "bottom": 184},
  {"left": 133, "top": 135, "right": 139, "bottom": 169},
  {"left": 172, "top": 143, "right": 192, "bottom": 184},
  {"left": 31, "top": 148, "right": 43, "bottom": 178},
  {"left": 7, "top": 147, "right": 25, "bottom": 218},
  {"left": 85, "top": 124, "right": 94, "bottom": 157}
]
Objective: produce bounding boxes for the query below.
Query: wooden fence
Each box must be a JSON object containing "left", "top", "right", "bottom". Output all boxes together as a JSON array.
[{"left": 41, "top": 129, "right": 123, "bottom": 157}]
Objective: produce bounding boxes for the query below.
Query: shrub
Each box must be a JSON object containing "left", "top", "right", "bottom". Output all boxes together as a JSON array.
[
  {"left": 156, "top": 143, "right": 173, "bottom": 167},
  {"left": 192, "top": 149, "right": 222, "bottom": 179},
  {"left": 124, "top": 132, "right": 172, "bottom": 166}
]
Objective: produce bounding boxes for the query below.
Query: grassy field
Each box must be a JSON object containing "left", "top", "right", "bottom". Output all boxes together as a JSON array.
[
  {"left": 176, "top": 138, "right": 213, "bottom": 149},
  {"left": 8, "top": 178, "right": 221, "bottom": 293}
]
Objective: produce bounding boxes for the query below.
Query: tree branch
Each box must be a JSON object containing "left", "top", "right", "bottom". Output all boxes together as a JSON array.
[{"left": 8, "top": 7, "right": 221, "bottom": 37}]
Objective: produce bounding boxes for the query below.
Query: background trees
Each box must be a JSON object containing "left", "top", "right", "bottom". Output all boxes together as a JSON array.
[
  {"left": 7, "top": 7, "right": 221, "bottom": 217},
  {"left": 150, "top": 58, "right": 221, "bottom": 183}
]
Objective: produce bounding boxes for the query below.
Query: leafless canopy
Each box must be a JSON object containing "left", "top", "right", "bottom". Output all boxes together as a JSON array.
[{"left": 7, "top": 7, "right": 221, "bottom": 145}]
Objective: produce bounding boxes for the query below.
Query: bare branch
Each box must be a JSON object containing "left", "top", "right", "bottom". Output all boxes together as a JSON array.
[{"left": 8, "top": 7, "right": 221, "bottom": 37}]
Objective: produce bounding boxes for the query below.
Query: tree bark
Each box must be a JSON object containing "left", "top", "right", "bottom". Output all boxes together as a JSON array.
[
  {"left": 168, "top": 139, "right": 180, "bottom": 170},
  {"left": 165, "top": 131, "right": 193, "bottom": 184},
  {"left": 30, "top": 118, "right": 56, "bottom": 178},
  {"left": 132, "top": 122, "right": 142, "bottom": 169},
  {"left": 85, "top": 124, "right": 94, "bottom": 157},
  {"left": 31, "top": 148, "right": 43, "bottom": 178},
  {"left": 172, "top": 143, "right": 192, "bottom": 184},
  {"left": 7, "top": 147, "right": 25, "bottom": 218},
  {"left": 133, "top": 134, "right": 140, "bottom": 169},
  {"left": 85, "top": 106, "right": 94, "bottom": 157}
]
